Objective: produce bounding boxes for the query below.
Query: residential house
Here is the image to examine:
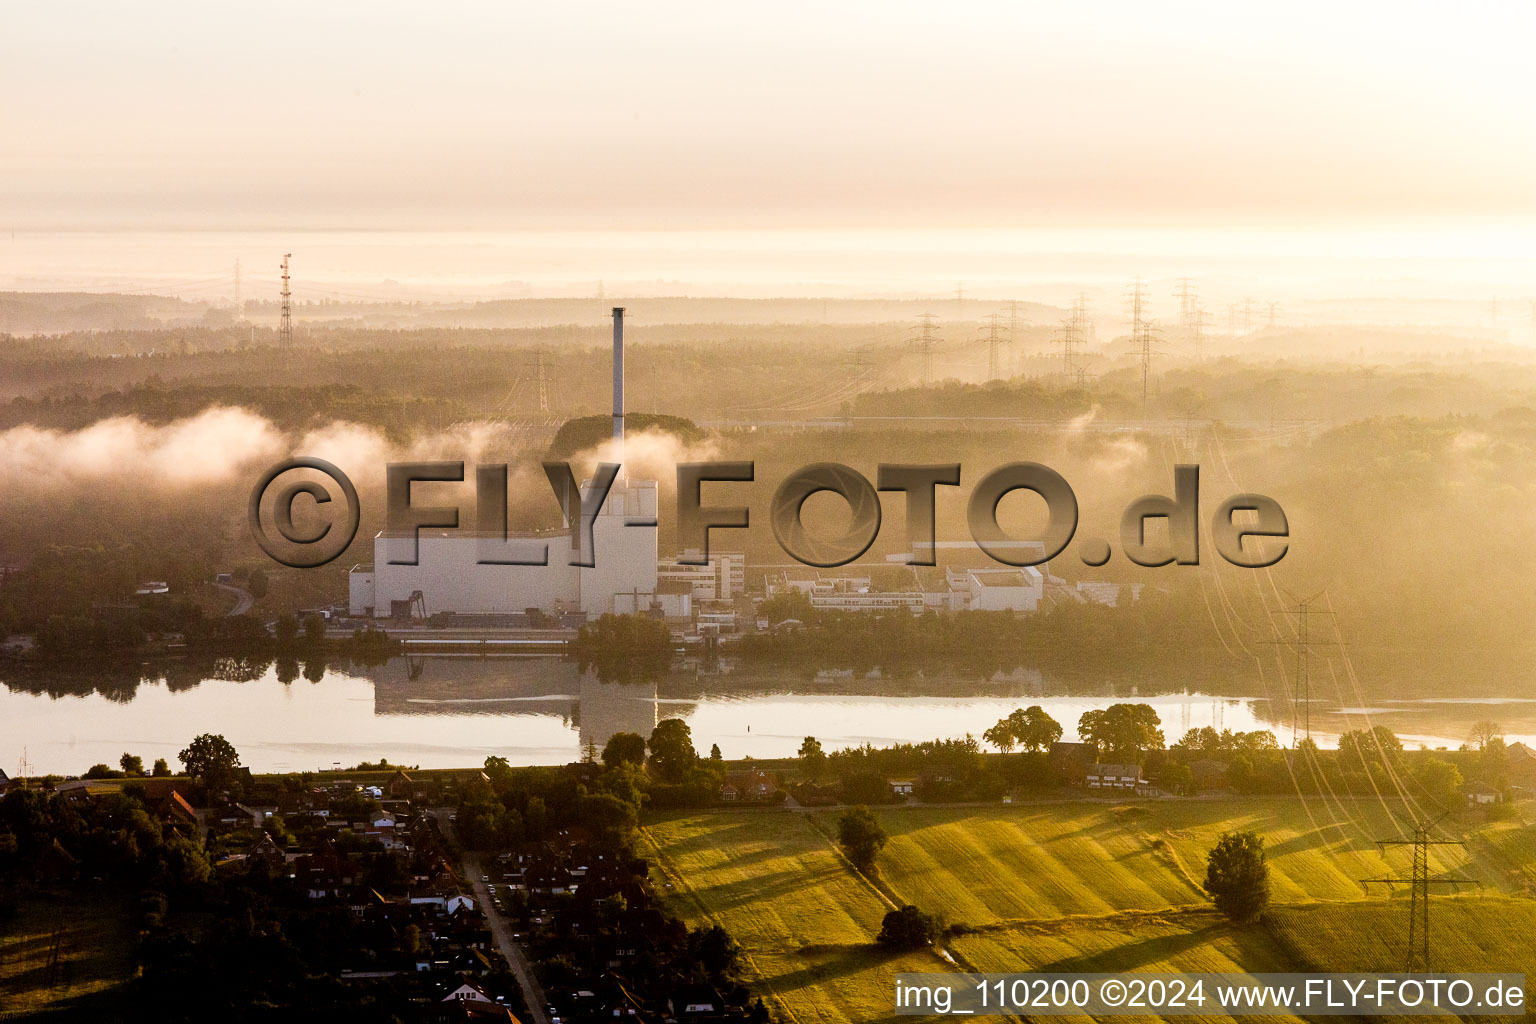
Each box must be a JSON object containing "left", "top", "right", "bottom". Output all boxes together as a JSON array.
[
  {"left": 1085, "top": 764, "right": 1144, "bottom": 790},
  {"left": 1049, "top": 741, "right": 1093, "bottom": 778},
  {"left": 248, "top": 831, "right": 287, "bottom": 869},
  {"left": 387, "top": 769, "right": 426, "bottom": 801},
  {"left": 719, "top": 770, "right": 779, "bottom": 803},
  {"left": 669, "top": 984, "right": 732, "bottom": 1021},
  {"left": 1505, "top": 742, "right": 1536, "bottom": 789},
  {"left": 1466, "top": 784, "right": 1500, "bottom": 806},
  {"left": 155, "top": 790, "right": 199, "bottom": 831},
  {"left": 37, "top": 839, "right": 81, "bottom": 882}
]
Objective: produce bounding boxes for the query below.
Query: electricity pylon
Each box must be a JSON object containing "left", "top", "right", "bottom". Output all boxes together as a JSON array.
[
  {"left": 1054, "top": 296, "right": 1087, "bottom": 380},
  {"left": 1260, "top": 594, "right": 1336, "bottom": 746},
  {"left": 1190, "top": 307, "right": 1212, "bottom": 362},
  {"left": 1364, "top": 814, "right": 1473, "bottom": 973},
  {"left": 1127, "top": 278, "right": 1158, "bottom": 404},
  {"left": 911, "top": 313, "right": 941, "bottom": 386},
  {"left": 982, "top": 313, "right": 1009, "bottom": 381}
]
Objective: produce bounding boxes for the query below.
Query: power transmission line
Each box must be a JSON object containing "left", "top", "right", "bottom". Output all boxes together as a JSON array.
[{"left": 1363, "top": 814, "right": 1473, "bottom": 972}]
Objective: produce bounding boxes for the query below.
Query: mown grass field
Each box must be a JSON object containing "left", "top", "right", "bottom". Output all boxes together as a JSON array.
[
  {"left": 644, "top": 800, "right": 1536, "bottom": 1024},
  {"left": 0, "top": 890, "right": 135, "bottom": 1017}
]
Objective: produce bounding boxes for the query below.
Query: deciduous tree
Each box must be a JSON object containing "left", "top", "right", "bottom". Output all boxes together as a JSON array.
[
  {"left": 837, "top": 806, "right": 888, "bottom": 873},
  {"left": 648, "top": 719, "right": 698, "bottom": 782},
  {"left": 178, "top": 733, "right": 241, "bottom": 791},
  {"left": 1079, "top": 704, "right": 1164, "bottom": 761},
  {"left": 1204, "top": 830, "right": 1269, "bottom": 922}
]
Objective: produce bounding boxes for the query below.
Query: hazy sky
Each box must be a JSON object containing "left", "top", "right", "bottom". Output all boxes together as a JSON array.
[{"left": 5, "top": 1, "right": 1535, "bottom": 232}]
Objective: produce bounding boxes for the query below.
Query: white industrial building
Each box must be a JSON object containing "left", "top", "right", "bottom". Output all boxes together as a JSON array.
[
  {"left": 760, "top": 563, "right": 1044, "bottom": 614},
  {"left": 350, "top": 477, "right": 658, "bottom": 619},
  {"left": 946, "top": 567, "right": 1044, "bottom": 612},
  {"left": 656, "top": 551, "right": 744, "bottom": 602},
  {"left": 348, "top": 308, "right": 662, "bottom": 621}
]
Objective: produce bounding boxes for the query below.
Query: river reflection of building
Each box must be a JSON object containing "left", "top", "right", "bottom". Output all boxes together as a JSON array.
[{"left": 368, "top": 657, "right": 693, "bottom": 754}]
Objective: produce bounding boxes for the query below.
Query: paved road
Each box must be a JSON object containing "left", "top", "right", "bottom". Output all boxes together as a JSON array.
[
  {"left": 431, "top": 809, "right": 551, "bottom": 1024},
  {"left": 211, "top": 582, "right": 253, "bottom": 616},
  {"left": 464, "top": 851, "right": 552, "bottom": 1024}
]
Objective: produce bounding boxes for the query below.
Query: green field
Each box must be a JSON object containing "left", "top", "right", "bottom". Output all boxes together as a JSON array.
[
  {"left": 644, "top": 800, "right": 1536, "bottom": 1024},
  {"left": 0, "top": 891, "right": 135, "bottom": 1017}
]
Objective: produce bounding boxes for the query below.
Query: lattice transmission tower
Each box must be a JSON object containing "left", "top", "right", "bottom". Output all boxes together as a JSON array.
[
  {"left": 911, "top": 313, "right": 941, "bottom": 386},
  {"left": 1364, "top": 815, "right": 1473, "bottom": 973},
  {"left": 279, "top": 253, "right": 293, "bottom": 348},
  {"left": 983, "top": 313, "right": 1009, "bottom": 381}
]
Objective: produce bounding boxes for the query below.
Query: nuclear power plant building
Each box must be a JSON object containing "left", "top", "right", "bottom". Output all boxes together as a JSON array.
[
  {"left": 348, "top": 307, "right": 661, "bottom": 621},
  {"left": 348, "top": 477, "right": 658, "bottom": 620}
]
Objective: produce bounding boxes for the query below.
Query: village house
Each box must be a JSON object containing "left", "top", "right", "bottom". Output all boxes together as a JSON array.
[
  {"left": 718, "top": 769, "right": 779, "bottom": 803},
  {"left": 1466, "top": 783, "right": 1500, "bottom": 806},
  {"left": 1049, "top": 741, "right": 1093, "bottom": 777},
  {"left": 1505, "top": 742, "right": 1536, "bottom": 789},
  {"left": 1085, "top": 763, "right": 1145, "bottom": 790}
]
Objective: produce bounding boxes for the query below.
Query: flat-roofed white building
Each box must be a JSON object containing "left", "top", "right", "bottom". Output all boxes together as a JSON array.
[
  {"left": 656, "top": 559, "right": 717, "bottom": 601},
  {"left": 809, "top": 590, "right": 927, "bottom": 613},
  {"left": 949, "top": 566, "right": 1044, "bottom": 612},
  {"left": 348, "top": 478, "right": 658, "bottom": 619}
]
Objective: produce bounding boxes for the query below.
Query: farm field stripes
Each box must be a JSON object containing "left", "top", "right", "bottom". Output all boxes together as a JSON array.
[
  {"left": 0, "top": 894, "right": 135, "bottom": 1015},
  {"left": 645, "top": 801, "right": 1536, "bottom": 1024},
  {"left": 950, "top": 908, "right": 1307, "bottom": 1024},
  {"left": 644, "top": 811, "right": 944, "bottom": 1023},
  {"left": 1266, "top": 897, "right": 1536, "bottom": 976},
  {"left": 815, "top": 801, "right": 1493, "bottom": 925}
]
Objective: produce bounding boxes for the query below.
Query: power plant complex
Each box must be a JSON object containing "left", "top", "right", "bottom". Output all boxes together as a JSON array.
[
  {"left": 348, "top": 309, "right": 663, "bottom": 621},
  {"left": 344, "top": 305, "right": 1085, "bottom": 625}
]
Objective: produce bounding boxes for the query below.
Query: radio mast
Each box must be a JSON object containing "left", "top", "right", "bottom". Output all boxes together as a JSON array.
[{"left": 279, "top": 253, "right": 293, "bottom": 347}]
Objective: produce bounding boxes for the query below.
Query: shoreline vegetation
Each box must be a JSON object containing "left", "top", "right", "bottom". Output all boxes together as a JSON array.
[{"left": 16, "top": 698, "right": 1519, "bottom": 817}]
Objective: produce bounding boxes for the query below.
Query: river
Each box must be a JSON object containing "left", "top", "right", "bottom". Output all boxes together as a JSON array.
[{"left": 1, "top": 655, "right": 1531, "bottom": 775}]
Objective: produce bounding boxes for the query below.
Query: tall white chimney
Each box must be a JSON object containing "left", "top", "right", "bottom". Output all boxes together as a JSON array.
[{"left": 612, "top": 306, "right": 625, "bottom": 449}]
